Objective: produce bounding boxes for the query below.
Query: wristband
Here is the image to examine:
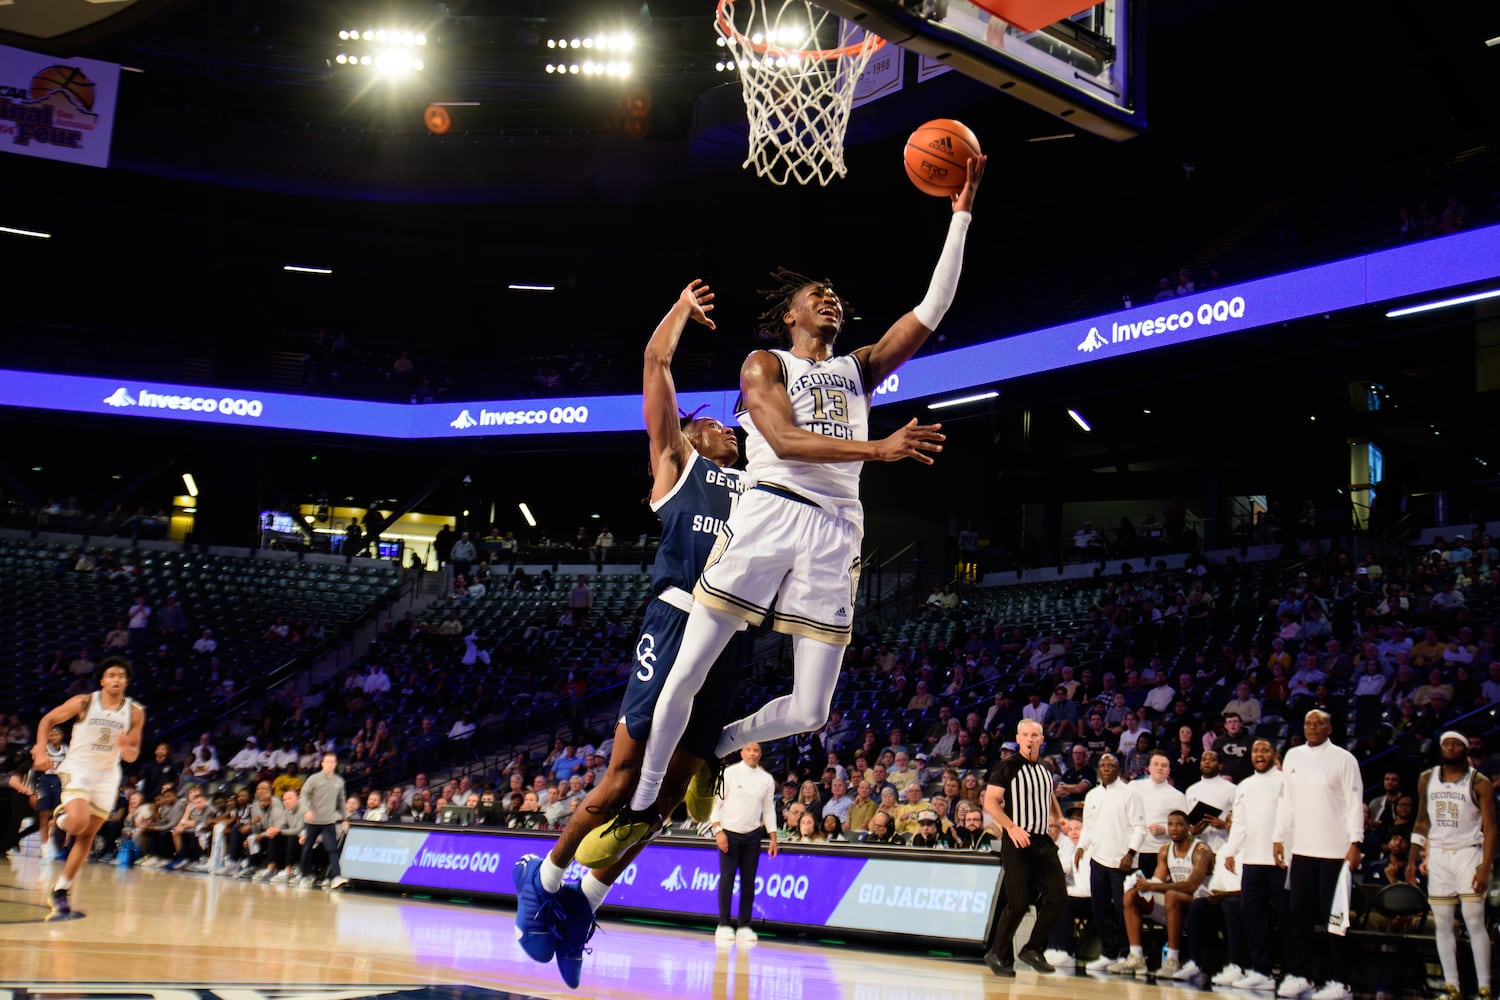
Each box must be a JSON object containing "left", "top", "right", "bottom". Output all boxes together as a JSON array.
[{"left": 1409, "top": 833, "right": 1426, "bottom": 846}]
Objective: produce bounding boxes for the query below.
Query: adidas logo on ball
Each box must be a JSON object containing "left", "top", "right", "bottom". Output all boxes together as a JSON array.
[{"left": 927, "top": 136, "right": 955, "bottom": 153}]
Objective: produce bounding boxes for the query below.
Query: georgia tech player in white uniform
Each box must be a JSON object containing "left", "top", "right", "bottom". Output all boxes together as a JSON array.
[
  {"left": 32, "top": 655, "right": 145, "bottom": 915},
  {"left": 1407, "top": 731, "right": 1495, "bottom": 1000},
  {"left": 616, "top": 155, "right": 987, "bottom": 835}
]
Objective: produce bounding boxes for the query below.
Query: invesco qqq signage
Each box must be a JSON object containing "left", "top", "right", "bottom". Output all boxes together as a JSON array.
[
  {"left": 3, "top": 222, "right": 1500, "bottom": 437},
  {"left": 339, "top": 824, "right": 1000, "bottom": 942}
]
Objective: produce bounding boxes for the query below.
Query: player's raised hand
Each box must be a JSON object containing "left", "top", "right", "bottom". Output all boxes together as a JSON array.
[
  {"left": 952, "top": 154, "right": 987, "bottom": 213},
  {"left": 874, "top": 418, "right": 945, "bottom": 464},
  {"left": 681, "top": 278, "right": 716, "bottom": 330}
]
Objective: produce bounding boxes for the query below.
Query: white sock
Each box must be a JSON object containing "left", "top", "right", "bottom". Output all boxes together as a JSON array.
[
  {"left": 1461, "top": 899, "right": 1491, "bottom": 988},
  {"left": 715, "top": 635, "right": 843, "bottom": 757},
  {"left": 539, "top": 856, "right": 566, "bottom": 894},
  {"left": 1433, "top": 902, "right": 1459, "bottom": 986},
  {"left": 54, "top": 876, "right": 71, "bottom": 891},
  {"left": 54, "top": 812, "right": 70, "bottom": 835},
  {"left": 1130, "top": 945, "right": 1143, "bottom": 957},
  {"left": 1166, "top": 947, "right": 1179, "bottom": 961},
  {"left": 581, "top": 873, "right": 612, "bottom": 912},
  {"left": 628, "top": 607, "right": 742, "bottom": 812}
]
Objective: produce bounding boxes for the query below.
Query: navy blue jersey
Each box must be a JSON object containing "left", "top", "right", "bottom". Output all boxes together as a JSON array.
[{"left": 649, "top": 453, "right": 746, "bottom": 596}]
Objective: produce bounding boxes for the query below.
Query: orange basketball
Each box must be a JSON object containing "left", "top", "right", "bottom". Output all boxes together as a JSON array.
[
  {"left": 423, "top": 104, "right": 451, "bottom": 135},
  {"left": 904, "top": 118, "right": 981, "bottom": 197}
]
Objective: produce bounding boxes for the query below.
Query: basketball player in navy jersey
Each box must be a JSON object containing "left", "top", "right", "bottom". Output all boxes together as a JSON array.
[
  {"left": 511, "top": 279, "right": 754, "bottom": 990},
  {"left": 583, "top": 155, "right": 986, "bottom": 865},
  {"left": 32, "top": 656, "right": 145, "bottom": 915}
]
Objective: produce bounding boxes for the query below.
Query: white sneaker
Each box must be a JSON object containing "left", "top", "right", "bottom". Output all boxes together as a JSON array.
[
  {"left": 269, "top": 870, "right": 290, "bottom": 884},
  {"left": 1085, "top": 955, "right": 1115, "bottom": 973},
  {"left": 1308, "top": 982, "right": 1352, "bottom": 1000},
  {"left": 1212, "top": 964, "right": 1246, "bottom": 986},
  {"left": 1159, "top": 956, "right": 1182, "bottom": 978},
  {"left": 327, "top": 876, "right": 349, "bottom": 890},
  {"left": 1233, "top": 970, "right": 1277, "bottom": 991},
  {"left": 1277, "top": 974, "right": 1314, "bottom": 998},
  {"left": 297, "top": 876, "right": 316, "bottom": 888},
  {"left": 252, "top": 869, "right": 271, "bottom": 881},
  {"left": 715, "top": 925, "right": 736, "bottom": 942},
  {"left": 734, "top": 926, "right": 758, "bottom": 944},
  {"left": 1171, "top": 959, "right": 1202, "bottom": 981},
  {"left": 1107, "top": 954, "right": 1146, "bottom": 975},
  {"left": 1043, "top": 949, "right": 1075, "bottom": 969}
]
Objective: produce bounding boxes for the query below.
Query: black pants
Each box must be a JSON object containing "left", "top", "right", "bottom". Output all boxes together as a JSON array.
[
  {"left": 1090, "top": 858, "right": 1129, "bottom": 959},
  {"left": 717, "top": 829, "right": 763, "bottom": 928},
  {"left": 304, "top": 823, "right": 342, "bottom": 879},
  {"left": 1046, "top": 895, "right": 1095, "bottom": 955},
  {"left": 1188, "top": 895, "right": 1246, "bottom": 970},
  {"left": 1286, "top": 855, "right": 1349, "bottom": 983},
  {"left": 988, "top": 833, "right": 1067, "bottom": 961},
  {"left": 1241, "top": 862, "right": 1290, "bottom": 976}
]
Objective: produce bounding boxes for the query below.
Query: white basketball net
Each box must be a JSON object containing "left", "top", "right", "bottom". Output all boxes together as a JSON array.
[{"left": 716, "top": 0, "right": 885, "bottom": 186}]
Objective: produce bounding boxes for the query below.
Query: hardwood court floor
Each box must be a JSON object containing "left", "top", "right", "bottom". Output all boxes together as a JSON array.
[{"left": 0, "top": 852, "right": 1226, "bottom": 1000}]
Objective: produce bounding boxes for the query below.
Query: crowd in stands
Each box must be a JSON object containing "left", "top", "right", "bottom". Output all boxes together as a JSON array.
[{"left": 6, "top": 522, "right": 1500, "bottom": 986}]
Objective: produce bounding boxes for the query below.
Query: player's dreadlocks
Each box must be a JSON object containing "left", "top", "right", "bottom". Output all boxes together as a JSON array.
[{"left": 753, "top": 266, "right": 847, "bottom": 344}]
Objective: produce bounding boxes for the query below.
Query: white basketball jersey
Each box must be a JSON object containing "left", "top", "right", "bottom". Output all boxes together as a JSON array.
[
  {"left": 61, "top": 691, "right": 133, "bottom": 771},
  {"left": 1166, "top": 838, "right": 1210, "bottom": 898},
  {"left": 738, "top": 349, "right": 870, "bottom": 529},
  {"left": 1425, "top": 767, "right": 1484, "bottom": 848}
]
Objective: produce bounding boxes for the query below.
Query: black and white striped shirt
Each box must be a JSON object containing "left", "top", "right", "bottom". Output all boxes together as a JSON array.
[{"left": 987, "top": 755, "right": 1054, "bottom": 836}]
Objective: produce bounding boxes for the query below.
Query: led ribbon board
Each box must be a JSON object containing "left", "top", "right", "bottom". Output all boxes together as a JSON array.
[{"left": 4, "top": 223, "right": 1499, "bottom": 437}]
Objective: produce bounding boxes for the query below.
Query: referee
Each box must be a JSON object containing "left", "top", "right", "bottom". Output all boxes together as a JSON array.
[{"left": 982, "top": 718, "right": 1066, "bottom": 975}]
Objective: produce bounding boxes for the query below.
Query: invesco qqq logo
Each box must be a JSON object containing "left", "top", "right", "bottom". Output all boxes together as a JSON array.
[
  {"left": 103, "top": 387, "right": 264, "bottom": 417},
  {"left": 1077, "top": 295, "right": 1248, "bottom": 354}
]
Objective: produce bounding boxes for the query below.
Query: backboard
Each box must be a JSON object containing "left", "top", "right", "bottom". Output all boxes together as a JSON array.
[{"left": 820, "top": 0, "right": 1142, "bottom": 139}]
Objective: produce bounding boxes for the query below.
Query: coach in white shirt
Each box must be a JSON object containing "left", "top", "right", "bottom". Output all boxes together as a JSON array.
[
  {"left": 1272, "top": 710, "right": 1363, "bottom": 1000},
  {"left": 1184, "top": 750, "right": 1236, "bottom": 855},
  {"left": 1220, "top": 738, "right": 1288, "bottom": 991},
  {"left": 1127, "top": 750, "right": 1188, "bottom": 874},
  {"left": 709, "top": 742, "right": 778, "bottom": 944},
  {"left": 1073, "top": 754, "right": 1134, "bottom": 970}
]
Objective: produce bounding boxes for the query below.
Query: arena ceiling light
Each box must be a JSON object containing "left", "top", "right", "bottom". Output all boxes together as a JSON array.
[
  {"left": 508, "top": 283, "right": 555, "bottom": 292},
  {"left": 284, "top": 264, "right": 333, "bottom": 275},
  {"left": 544, "top": 31, "right": 635, "bottom": 77},
  {"left": 1067, "top": 408, "right": 1092, "bottom": 431},
  {"left": 182, "top": 473, "right": 199, "bottom": 497},
  {"left": 334, "top": 25, "right": 427, "bottom": 74},
  {"left": 0, "top": 225, "right": 50, "bottom": 239},
  {"left": 927, "top": 390, "right": 998, "bottom": 410},
  {"left": 1384, "top": 287, "right": 1500, "bottom": 318},
  {"left": 518, "top": 503, "right": 538, "bottom": 528}
]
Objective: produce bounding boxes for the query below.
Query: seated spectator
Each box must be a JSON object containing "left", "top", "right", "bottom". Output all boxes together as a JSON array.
[
  {"left": 950, "top": 801, "right": 995, "bottom": 850},
  {"left": 787, "top": 812, "right": 826, "bottom": 844},
  {"left": 908, "top": 809, "right": 953, "bottom": 849},
  {"left": 860, "top": 810, "right": 906, "bottom": 846},
  {"left": 820, "top": 814, "right": 847, "bottom": 842}
]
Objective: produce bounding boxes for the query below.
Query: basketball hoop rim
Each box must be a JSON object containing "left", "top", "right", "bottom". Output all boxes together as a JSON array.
[{"left": 715, "top": 0, "right": 886, "bottom": 60}]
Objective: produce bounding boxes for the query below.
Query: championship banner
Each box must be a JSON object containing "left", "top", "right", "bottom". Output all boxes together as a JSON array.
[
  {"left": 0, "top": 42, "right": 120, "bottom": 168},
  {"left": 341, "top": 824, "right": 1001, "bottom": 943}
]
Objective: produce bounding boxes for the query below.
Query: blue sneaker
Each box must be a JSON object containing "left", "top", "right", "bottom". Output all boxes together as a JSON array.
[
  {"left": 553, "top": 883, "right": 598, "bottom": 990},
  {"left": 512, "top": 854, "right": 563, "bottom": 963}
]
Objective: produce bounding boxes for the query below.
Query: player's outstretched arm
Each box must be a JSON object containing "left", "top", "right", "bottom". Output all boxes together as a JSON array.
[
  {"left": 645, "top": 279, "right": 716, "bottom": 486},
  {"left": 31, "top": 695, "right": 87, "bottom": 770},
  {"left": 860, "top": 154, "right": 986, "bottom": 387}
]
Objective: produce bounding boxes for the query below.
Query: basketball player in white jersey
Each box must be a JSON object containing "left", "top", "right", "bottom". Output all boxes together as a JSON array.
[
  {"left": 1406, "top": 731, "right": 1495, "bottom": 1000},
  {"left": 1109, "top": 809, "right": 1214, "bottom": 977},
  {"left": 584, "top": 155, "right": 987, "bottom": 864},
  {"left": 31, "top": 656, "right": 145, "bottom": 915}
]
